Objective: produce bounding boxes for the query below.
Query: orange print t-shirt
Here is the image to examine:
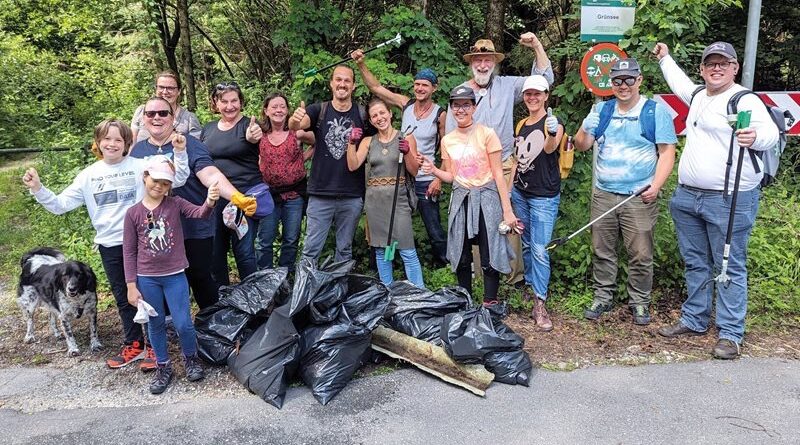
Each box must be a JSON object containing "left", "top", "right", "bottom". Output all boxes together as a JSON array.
[{"left": 441, "top": 124, "right": 502, "bottom": 188}]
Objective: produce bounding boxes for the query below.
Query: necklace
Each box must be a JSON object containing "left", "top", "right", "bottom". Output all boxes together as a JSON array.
[
  {"left": 692, "top": 93, "right": 723, "bottom": 127},
  {"left": 378, "top": 130, "right": 396, "bottom": 156},
  {"left": 413, "top": 101, "right": 433, "bottom": 120},
  {"left": 148, "top": 135, "right": 172, "bottom": 154}
]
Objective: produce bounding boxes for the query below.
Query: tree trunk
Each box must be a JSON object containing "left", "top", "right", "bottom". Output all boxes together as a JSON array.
[
  {"left": 484, "top": 0, "right": 507, "bottom": 50},
  {"left": 176, "top": 0, "right": 197, "bottom": 111}
]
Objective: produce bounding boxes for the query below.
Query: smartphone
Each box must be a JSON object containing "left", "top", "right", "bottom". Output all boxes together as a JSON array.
[{"left": 736, "top": 110, "right": 752, "bottom": 130}]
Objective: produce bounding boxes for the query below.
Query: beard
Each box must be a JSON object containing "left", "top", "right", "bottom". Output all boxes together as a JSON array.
[{"left": 472, "top": 67, "right": 493, "bottom": 87}]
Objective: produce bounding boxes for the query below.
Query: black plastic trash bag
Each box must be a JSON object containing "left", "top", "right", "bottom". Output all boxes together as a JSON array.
[
  {"left": 290, "top": 257, "right": 354, "bottom": 323},
  {"left": 195, "top": 268, "right": 288, "bottom": 365},
  {"left": 298, "top": 275, "right": 390, "bottom": 405},
  {"left": 440, "top": 306, "right": 532, "bottom": 386},
  {"left": 384, "top": 282, "right": 471, "bottom": 344},
  {"left": 227, "top": 303, "right": 301, "bottom": 409}
]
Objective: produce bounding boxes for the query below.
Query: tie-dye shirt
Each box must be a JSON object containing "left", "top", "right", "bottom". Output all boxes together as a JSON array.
[
  {"left": 594, "top": 97, "right": 677, "bottom": 194},
  {"left": 441, "top": 124, "right": 502, "bottom": 189}
]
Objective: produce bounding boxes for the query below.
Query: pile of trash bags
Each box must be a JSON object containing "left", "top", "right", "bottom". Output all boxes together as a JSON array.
[{"left": 195, "top": 259, "right": 532, "bottom": 409}]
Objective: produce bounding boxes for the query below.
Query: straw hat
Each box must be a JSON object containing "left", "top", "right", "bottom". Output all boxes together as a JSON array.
[{"left": 463, "top": 39, "right": 505, "bottom": 63}]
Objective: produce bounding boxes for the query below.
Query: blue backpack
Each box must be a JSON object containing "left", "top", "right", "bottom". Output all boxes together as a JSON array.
[{"left": 593, "top": 98, "right": 658, "bottom": 145}]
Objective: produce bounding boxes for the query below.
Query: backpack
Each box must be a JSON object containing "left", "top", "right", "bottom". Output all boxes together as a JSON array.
[
  {"left": 316, "top": 101, "right": 368, "bottom": 133},
  {"left": 402, "top": 98, "right": 446, "bottom": 148},
  {"left": 514, "top": 117, "right": 574, "bottom": 179},
  {"left": 690, "top": 86, "right": 791, "bottom": 187},
  {"left": 594, "top": 98, "right": 658, "bottom": 145}
]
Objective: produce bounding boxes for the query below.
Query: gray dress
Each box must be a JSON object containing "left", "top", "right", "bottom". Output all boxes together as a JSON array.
[{"left": 365, "top": 134, "right": 415, "bottom": 249}]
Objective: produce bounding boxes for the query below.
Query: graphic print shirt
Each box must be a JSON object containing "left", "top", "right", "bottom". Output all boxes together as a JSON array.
[
  {"left": 305, "top": 102, "right": 366, "bottom": 197},
  {"left": 441, "top": 124, "right": 502, "bottom": 189},
  {"left": 513, "top": 116, "right": 561, "bottom": 198}
]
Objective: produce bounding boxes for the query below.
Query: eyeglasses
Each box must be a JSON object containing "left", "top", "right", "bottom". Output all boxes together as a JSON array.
[
  {"left": 451, "top": 103, "right": 474, "bottom": 111},
  {"left": 215, "top": 82, "right": 240, "bottom": 91},
  {"left": 611, "top": 77, "right": 637, "bottom": 87},
  {"left": 156, "top": 85, "right": 179, "bottom": 92},
  {"left": 143, "top": 109, "right": 172, "bottom": 118},
  {"left": 146, "top": 210, "right": 155, "bottom": 230},
  {"left": 703, "top": 61, "right": 734, "bottom": 70}
]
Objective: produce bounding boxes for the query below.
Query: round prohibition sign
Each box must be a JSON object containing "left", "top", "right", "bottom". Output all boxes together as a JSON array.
[{"left": 580, "top": 43, "right": 628, "bottom": 97}]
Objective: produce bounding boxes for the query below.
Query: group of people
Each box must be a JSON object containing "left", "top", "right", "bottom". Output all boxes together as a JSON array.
[{"left": 21, "top": 32, "right": 777, "bottom": 395}]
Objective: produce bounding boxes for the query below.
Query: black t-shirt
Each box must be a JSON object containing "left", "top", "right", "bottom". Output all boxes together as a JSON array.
[
  {"left": 513, "top": 116, "right": 561, "bottom": 198},
  {"left": 201, "top": 116, "right": 262, "bottom": 192},
  {"left": 306, "top": 101, "right": 366, "bottom": 197}
]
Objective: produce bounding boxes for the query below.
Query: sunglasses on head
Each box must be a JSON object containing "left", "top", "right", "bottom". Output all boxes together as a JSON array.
[
  {"left": 215, "top": 82, "right": 240, "bottom": 91},
  {"left": 146, "top": 210, "right": 155, "bottom": 230},
  {"left": 611, "top": 77, "right": 637, "bottom": 87},
  {"left": 143, "top": 109, "right": 172, "bottom": 118},
  {"left": 470, "top": 46, "right": 493, "bottom": 53}
]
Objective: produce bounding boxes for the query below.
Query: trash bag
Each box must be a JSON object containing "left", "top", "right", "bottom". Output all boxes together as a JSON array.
[
  {"left": 290, "top": 257, "right": 354, "bottom": 323},
  {"left": 196, "top": 268, "right": 288, "bottom": 365},
  {"left": 384, "top": 282, "right": 471, "bottom": 344},
  {"left": 227, "top": 303, "right": 301, "bottom": 409},
  {"left": 440, "top": 306, "right": 532, "bottom": 386},
  {"left": 298, "top": 275, "right": 390, "bottom": 405}
]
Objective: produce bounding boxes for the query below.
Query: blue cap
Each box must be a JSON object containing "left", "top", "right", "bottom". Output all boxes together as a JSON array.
[{"left": 414, "top": 68, "right": 438, "bottom": 85}]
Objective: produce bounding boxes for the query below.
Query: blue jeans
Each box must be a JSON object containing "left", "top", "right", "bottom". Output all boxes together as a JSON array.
[
  {"left": 137, "top": 273, "right": 198, "bottom": 363},
  {"left": 375, "top": 247, "right": 425, "bottom": 288},
  {"left": 415, "top": 180, "right": 448, "bottom": 264},
  {"left": 256, "top": 196, "right": 304, "bottom": 272},
  {"left": 670, "top": 185, "right": 760, "bottom": 344},
  {"left": 302, "top": 195, "right": 363, "bottom": 262},
  {"left": 211, "top": 198, "right": 258, "bottom": 286},
  {"left": 511, "top": 188, "right": 560, "bottom": 299}
]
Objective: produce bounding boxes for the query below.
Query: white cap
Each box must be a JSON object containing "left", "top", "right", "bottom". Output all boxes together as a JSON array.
[{"left": 522, "top": 75, "right": 549, "bottom": 93}]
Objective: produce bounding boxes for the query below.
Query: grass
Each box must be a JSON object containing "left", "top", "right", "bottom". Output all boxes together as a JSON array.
[{"left": 0, "top": 156, "right": 37, "bottom": 284}]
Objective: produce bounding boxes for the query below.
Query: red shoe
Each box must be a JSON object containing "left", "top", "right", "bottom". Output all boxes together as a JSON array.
[
  {"left": 140, "top": 346, "right": 157, "bottom": 372},
  {"left": 106, "top": 341, "right": 145, "bottom": 369}
]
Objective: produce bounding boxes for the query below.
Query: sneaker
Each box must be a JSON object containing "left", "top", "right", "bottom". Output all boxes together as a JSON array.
[
  {"left": 106, "top": 341, "right": 145, "bottom": 369},
  {"left": 184, "top": 354, "right": 205, "bottom": 382},
  {"left": 532, "top": 298, "right": 553, "bottom": 332},
  {"left": 482, "top": 299, "right": 499, "bottom": 308},
  {"left": 140, "top": 346, "right": 157, "bottom": 372},
  {"left": 631, "top": 306, "right": 651, "bottom": 325},
  {"left": 657, "top": 322, "right": 706, "bottom": 338},
  {"left": 149, "top": 361, "right": 174, "bottom": 395},
  {"left": 584, "top": 301, "right": 613, "bottom": 320},
  {"left": 713, "top": 338, "right": 741, "bottom": 360}
]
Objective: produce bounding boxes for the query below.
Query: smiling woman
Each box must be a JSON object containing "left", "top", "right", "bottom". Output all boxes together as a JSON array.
[{"left": 131, "top": 71, "right": 202, "bottom": 143}]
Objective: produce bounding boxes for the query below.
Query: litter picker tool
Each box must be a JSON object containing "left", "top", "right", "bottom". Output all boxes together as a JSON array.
[
  {"left": 303, "top": 33, "right": 402, "bottom": 77},
  {"left": 546, "top": 185, "right": 651, "bottom": 251},
  {"left": 384, "top": 125, "right": 417, "bottom": 262}
]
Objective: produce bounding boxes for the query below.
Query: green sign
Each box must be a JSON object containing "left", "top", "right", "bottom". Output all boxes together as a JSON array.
[{"left": 580, "top": 0, "right": 636, "bottom": 42}]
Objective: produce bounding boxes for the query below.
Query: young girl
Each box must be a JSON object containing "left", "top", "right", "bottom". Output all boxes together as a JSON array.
[
  {"left": 22, "top": 119, "right": 189, "bottom": 367},
  {"left": 123, "top": 158, "right": 218, "bottom": 395},
  {"left": 346, "top": 98, "right": 424, "bottom": 287}
]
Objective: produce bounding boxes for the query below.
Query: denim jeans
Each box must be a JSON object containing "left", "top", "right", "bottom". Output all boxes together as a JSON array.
[
  {"left": 670, "top": 185, "right": 760, "bottom": 344},
  {"left": 375, "top": 247, "right": 425, "bottom": 288},
  {"left": 591, "top": 188, "right": 659, "bottom": 306},
  {"left": 511, "top": 188, "right": 560, "bottom": 300},
  {"left": 137, "top": 272, "right": 198, "bottom": 363},
  {"left": 211, "top": 198, "right": 258, "bottom": 286},
  {"left": 256, "top": 195, "right": 304, "bottom": 272},
  {"left": 98, "top": 245, "right": 144, "bottom": 345},
  {"left": 414, "top": 180, "right": 448, "bottom": 264},
  {"left": 302, "top": 195, "right": 363, "bottom": 262}
]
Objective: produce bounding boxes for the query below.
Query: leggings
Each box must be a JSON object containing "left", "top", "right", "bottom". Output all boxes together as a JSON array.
[{"left": 456, "top": 203, "right": 500, "bottom": 302}]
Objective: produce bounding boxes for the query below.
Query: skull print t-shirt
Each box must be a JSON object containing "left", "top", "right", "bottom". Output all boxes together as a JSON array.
[
  {"left": 512, "top": 115, "right": 561, "bottom": 198},
  {"left": 306, "top": 101, "right": 366, "bottom": 197},
  {"left": 441, "top": 124, "right": 502, "bottom": 189}
]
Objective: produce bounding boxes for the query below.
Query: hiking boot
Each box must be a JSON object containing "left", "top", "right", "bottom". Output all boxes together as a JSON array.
[
  {"left": 149, "top": 361, "right": 174, "bottom": 395},
  {"left": 532, "top": 298, "right": 553, "bottom": 332},
  {"left": 140, "top": 346, "right": 157, "bottom": 372},
  {"left": 106, "top": 341, "right": 145, "bottom": 369},
  {"left": 657, "top": 322, "right": 706, "bottom": 338},
  {"left": 584, "top": 301, "right": 613, "bottom": 320},
  {"left": 713, "top": 338, "right": 741, "bottom": 360},
  {"left": 184, "top": 354, "right": 205, "bottom": 382},
  {"left": 631, "top": 305, "right": 651, "bottom": 326}
]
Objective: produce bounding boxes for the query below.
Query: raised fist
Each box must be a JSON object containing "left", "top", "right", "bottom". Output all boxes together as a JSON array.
[
  {"left": 348, "top": 127, "right": 363, "bottom": 144},
  {"left": 22, "top": 167, "right": 42, "bottom": 192},
  {"left": 172, "top": 132, "right": 187, "bottom": 151}
]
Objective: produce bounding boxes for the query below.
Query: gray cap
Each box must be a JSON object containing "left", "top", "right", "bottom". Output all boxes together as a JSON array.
[
  {"left": 449, "top": 85, "right": 476, "bottom": 103},
  {"left": 609, "top": 58, "right": 641, "bottom": 78},
  {"left": 702, "top": 41, "right": 738, "bottom": 61}
]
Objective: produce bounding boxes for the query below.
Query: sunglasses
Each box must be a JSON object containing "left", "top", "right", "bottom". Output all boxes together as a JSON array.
[
  {"left": 215, "top": 82, "right": 240, "bottom": 91},
  {"left": 611, "top": 77, "right": 637, "bottom": 87},
  {"left": 146, "top": 210, "right": 156, "bottom": 230},
  {"left": 143, "top": 109, "right": 172, "bottom": 118}
]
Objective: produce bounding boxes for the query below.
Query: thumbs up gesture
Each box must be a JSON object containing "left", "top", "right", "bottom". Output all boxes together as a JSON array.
[
  {"left": 291, "top": 101, "right": 307, "bottom": 126},
  {"left": 245, "top": 116, "right": 263, "bottom": 143},
  {"left": 545, "top": 107, "right": 559, "bottom": 135},
  {"left": 582, "top": 103, "right": 601, "bottom": 133},
  {"left": 206, "top": 181, "right": 220, "bottom": 206},
  {"left": 171, "top": 132, "right": 187, "bottom": 152}
]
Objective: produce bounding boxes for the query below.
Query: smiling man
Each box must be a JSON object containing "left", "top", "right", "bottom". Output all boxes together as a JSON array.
[
  {"left": 289, "top": 65, "right": 369, "bottom": 262},
  {"left": 573, "top": 58, "right": 677, "bottom": 326},
  {"left": 653, "top": 42, "right": 779, "bottom": 359}
]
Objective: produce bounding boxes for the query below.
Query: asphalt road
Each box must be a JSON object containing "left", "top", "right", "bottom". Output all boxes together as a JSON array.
[{"left": 1, "top": 358, "right": 798, "bottom": 444}]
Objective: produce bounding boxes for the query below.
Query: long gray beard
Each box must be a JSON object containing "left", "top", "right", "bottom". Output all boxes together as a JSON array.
[{"left": 472, "top": 69, "right": 492, "bottom": 87}]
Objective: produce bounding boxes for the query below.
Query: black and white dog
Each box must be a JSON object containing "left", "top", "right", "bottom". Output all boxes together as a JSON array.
[{"left": 17, "top": 247, "right": 103, "bottom": 355}]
